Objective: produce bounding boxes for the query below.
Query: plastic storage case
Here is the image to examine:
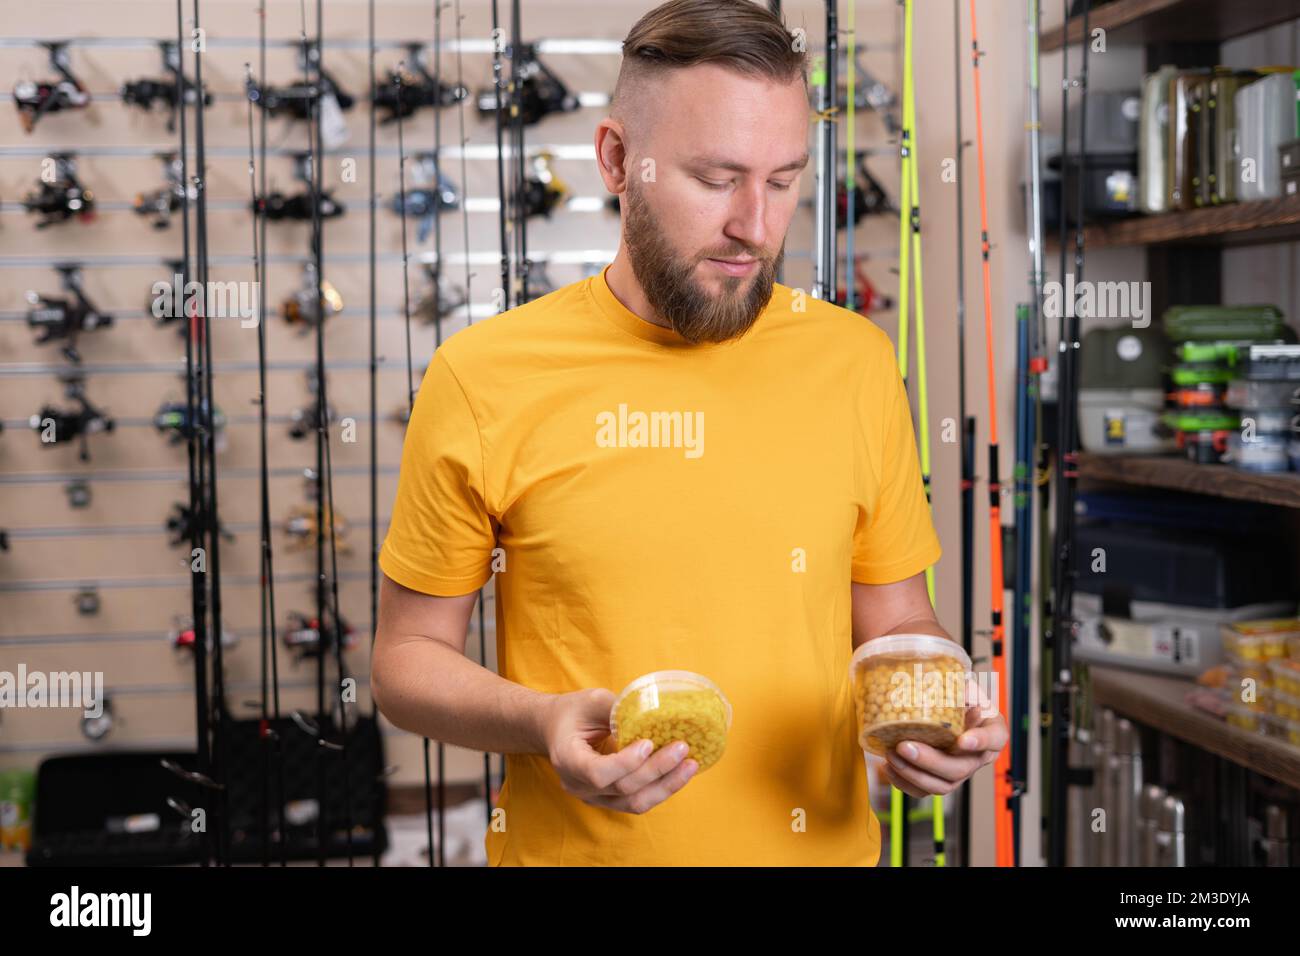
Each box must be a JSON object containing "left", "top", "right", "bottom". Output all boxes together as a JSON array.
[
  {"left": 849, "top": 634, "right": 974, "bottom": 757},
  {"left": 1221, "top": 619, "right": 1300, "bottom": 661},
  {"left": 609, "top": 670, "right": 732, "bottom": 772},
  {"left": 1235, "top": 72, "right": 1299, "bottom": 201}
]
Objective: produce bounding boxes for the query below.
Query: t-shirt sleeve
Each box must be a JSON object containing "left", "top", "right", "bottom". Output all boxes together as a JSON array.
[
  {"left": 851, "top": 342, "right": 942, "bottom": 585},
  {"left": 379, "top": 350, "right": 497, "bottom": 596}
]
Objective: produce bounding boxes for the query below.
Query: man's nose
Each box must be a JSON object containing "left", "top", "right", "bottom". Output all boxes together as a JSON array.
[{"left": 724, "top": 180, "right": 769, "bottom": 253}]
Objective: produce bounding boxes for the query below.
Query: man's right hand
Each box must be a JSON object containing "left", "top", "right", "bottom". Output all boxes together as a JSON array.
[{"left": 542, "top": 688, "right": 698, "bottom": 814}]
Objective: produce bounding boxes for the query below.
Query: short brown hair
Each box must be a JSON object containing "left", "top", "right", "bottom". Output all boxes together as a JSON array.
[{"left": 612, "top": 0, "right": 808, "bottom": 126}]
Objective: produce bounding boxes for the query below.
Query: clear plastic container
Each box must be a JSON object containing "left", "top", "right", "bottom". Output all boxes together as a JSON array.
[
  {"left": 1224, "top": 699, "right": 1267, "bottom": 734},
  {"left": 1267, "top": 713, "right": 1300, "bottom": 747},
  {"left": 1225, "top": 379, "right": 1300, "bottom": 410},
  {"left": 1224, "top": 651, "right": 1272, "bottom": 687},
  {"left": 609, "top": 670, "right": 732, "bottom": 772},
  {"left": 1225, "top": 431, "right": 1291, "bottom": 473},
  {"left": 1270, "top": 686, "right": 1300, "bottom": 722},
  {"left": 849, "top": 634, "right": 974, "bottom": 757},
  {"left": 1268, "top": 657, "right": 1300, "bottom": 697},
  {"left": 1221, "top": 619, "right": 1300, "bottom": 661},
  {"left": 1223, "top": 668, "right": 1270, "bottom": 712}
]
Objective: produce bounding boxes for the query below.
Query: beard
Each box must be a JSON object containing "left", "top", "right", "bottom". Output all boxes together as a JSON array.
[{"left": 622, "top": 179, "right": 783, "bottom": 344}]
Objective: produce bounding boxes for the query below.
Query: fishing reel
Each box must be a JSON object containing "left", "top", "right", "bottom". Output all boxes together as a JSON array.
[
  {"left": 30, "top": 377, "right": 114, "bottom": 461},
  {"left": 288, "top": 400, "right": 337, "bottom": 441},
  {"left": 165, "top": 502, "right": 233, "bottom": 548},
  {"left": 283, "top": 503, "right": 351, "bottom": 555},
  {"left": 121, "top": 42, "right": 210, "bottom": 132},
  {"left": 25, "top": 267, "right": 113, "bottom": 364},
  {"left": 516, "top": 150, "right": 569, "bottom": 220},
  {"left": 518, "top": 262, "right": 556, "bottom": 305},
  {"left": 168, "top": 618, "right": 238, "bottom": 653},
  {"left": 247, "top": 42, "right": 355, "bottom": 122},
  {"left": 391, "top": 154, "right": 460, "bottom": 243},
  {"left": 23, "top": 154, "right": 96, "bottom": 228},
  {"left": 254, "top": 189, "right": 344, "bottom": 221},
  {"left": 836, "top": 159, "right": 893, "bottom": 227},
  {"left": 13, "top": 42, "right": 90, "bottom": 134},
  {"left": 133, "top": 153, "right": 196, "bottom": 230},
  {"left": 476, "top": 44, "right": 580, "bottom": 126},
  {"left": 255, "top": 151, "right": 346, "bottom": 222},
  {"left": 283, "top": 610, "right": 356, "bottom": 659},
  {"left": 373, "top": 46, "right": 468, "bottom": 123},
  {"left": 837, "top": 50, "right": 899, "bottom": 135},
  {"left": 414, "top": 264, "right": 468, "bottom": 325},
  {"left": 834, "top": 256, "right": 894, "bottom": 316},
  {"left": 148, "top": 260, "right": 199, "bottom": 330},
  {"left": 154, "top": 397, "right": 227, "bottom": 446},
  {"left": 281, "top": 262, "right": 344, "bottom": 332}
]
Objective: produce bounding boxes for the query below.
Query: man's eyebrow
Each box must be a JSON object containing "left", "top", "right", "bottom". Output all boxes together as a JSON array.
[{"left": 686, "top": 153, "right": 810, "bottom": 174}]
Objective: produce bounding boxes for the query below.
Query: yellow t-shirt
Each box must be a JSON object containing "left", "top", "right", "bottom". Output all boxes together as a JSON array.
[{"left": 379, "top": 263, "right": 942, "bottom": 866}]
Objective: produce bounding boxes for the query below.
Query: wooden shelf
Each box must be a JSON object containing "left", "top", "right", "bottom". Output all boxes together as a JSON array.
[
  {"left": 1071, "top": 194, "right": 1300, "bottom": 249},
  {"left": 1089, "top": 664, "right": 1300, "bottom": 789},
  {"left": 1042, "top": 0, "right": 1300, "bottom": 52},
  {"left": 1078, "top": 452, "right": 1300, "bottom": 508}
]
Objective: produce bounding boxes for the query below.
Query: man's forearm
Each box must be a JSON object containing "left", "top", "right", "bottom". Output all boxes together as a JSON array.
[{"left": 371, "top": 637, "right": 555, "bottom": 756}]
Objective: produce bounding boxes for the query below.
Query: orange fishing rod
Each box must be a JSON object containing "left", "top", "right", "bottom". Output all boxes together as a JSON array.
[{"left": 967, "top": 0, "right": 1015, "bottom": 868}]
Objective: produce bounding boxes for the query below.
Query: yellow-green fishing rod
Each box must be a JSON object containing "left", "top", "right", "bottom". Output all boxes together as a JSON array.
[{"left": 890, "top": 0, "right": 943, "bottom": 868}]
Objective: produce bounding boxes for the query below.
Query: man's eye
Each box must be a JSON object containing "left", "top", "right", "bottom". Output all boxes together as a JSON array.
[
  {"left": 769, "top": 181, "right": 794, "bottom": 191},
  {"left": 697, "top": 177, "right": 729, "bottom": 190}
]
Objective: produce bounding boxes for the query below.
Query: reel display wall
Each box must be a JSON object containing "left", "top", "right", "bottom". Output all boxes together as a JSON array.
[{"left": 0, "top": 1, "right": 906, "bottom": 800}]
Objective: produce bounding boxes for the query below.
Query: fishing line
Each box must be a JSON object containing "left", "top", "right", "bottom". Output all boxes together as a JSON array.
[{"left": 967, "top": 0, "right": 1015, "bottom": 868}]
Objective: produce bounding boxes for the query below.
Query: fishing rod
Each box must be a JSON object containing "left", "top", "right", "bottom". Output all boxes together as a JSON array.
[
  {"left": 1011, "top": 0, "right": 1049, "bottom": 867},
  {"left": 891, "top": 0, "right": 945, "bottom": 869},
  {"left": 844, "top": 1, "right": 855, "bottom": 310},
  {"left": 812, "top": 1, "right": 838, "bottom": 300},
  {"left": 952, "top": 0, "right": 974, "bottom": 869},
  {"left": 175, "top": 0, "right": 213, "bottom": 869},
  {"left": 491, "top": 0, "right": 511, "bottom": 313},
  {"left": 436, "top": 1, "right": 452, "bottom": 866},
  {"left": 253, "top": 0, "right": 288, "bottom": 870},
  {"left": 967, "top": 0, "right": 1015, "bottom": 868},
  {"left": 1047, "top": 0, "right": 1089, "bottom": 868},
  {"left": 511, "top": 0, "right": 530, "bottom": 305},
  {"left": 392, "top": 57, "right": 438, "bottom": 867},
  {"left": 190, "top": 0, "right": 233, "bottom": 867},
  {"left": 453, "top": 0, "right": 497, "bottom": 848},
  {"left": 244, "top": 53, "right": 282, "bottom": 870},
  {"left": 297, "top": 0, "right": 354, "bottom": 865},
  {"left": 318, "top": 0, "right": 355, "bottom": 866},
  {"left": 366, "top": 0, "right": 383, "bottom": 870}
]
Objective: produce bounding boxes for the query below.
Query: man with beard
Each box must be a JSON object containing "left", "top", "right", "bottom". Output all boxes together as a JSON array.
[{"left": 372, "top": 0, "right": 1007, "bottom": 866}]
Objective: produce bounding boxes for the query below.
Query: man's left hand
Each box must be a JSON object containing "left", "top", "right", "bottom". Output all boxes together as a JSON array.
[{"left": 880, "top": 709, "right": 1009, "bottom": 798}]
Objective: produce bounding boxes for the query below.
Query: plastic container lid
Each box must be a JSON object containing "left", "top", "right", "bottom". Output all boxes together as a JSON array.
[
  {"left": 608, "top": 669, "right": 733, "bottom": 744},
  {"left": 849, "top": 633, "right": 973, "bottom": 674}
]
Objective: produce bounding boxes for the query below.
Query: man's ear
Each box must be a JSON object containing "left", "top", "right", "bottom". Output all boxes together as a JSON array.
[{"left": 594, "top": 118, "right": 629, "bottom": 196}]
